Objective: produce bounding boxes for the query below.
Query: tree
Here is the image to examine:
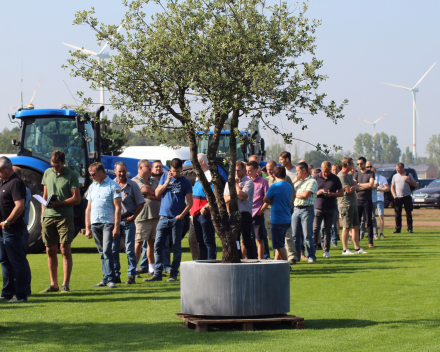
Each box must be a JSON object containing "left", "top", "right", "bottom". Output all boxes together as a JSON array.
[
  {"left": 426, "top": 134, "right": 440, "bottom": 172},
  {"left": 303, "top": 150, "right": 329, "bottom": 168},
  {"left": 353, "top": 132, "right": 400, "bottom": 163},
  {"left": 265, "top": 133, "right": 305, "bottom": 164},
  {"left": 0, "top": 127, "right": 20, "bottom": 155},
  {"left": 67, "top": 0, "right": 347, "bottom": 262}
]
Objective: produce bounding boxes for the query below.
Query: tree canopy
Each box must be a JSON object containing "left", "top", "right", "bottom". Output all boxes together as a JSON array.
[
  {"left": 66, "top": 0, "right": 347, "bottom": 262},
  {"left": 353, "top": 132, "right": 401, "bottom": 163}
]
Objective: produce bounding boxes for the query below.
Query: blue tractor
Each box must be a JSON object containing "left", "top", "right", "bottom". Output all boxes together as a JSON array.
[{"left": 9, "top": 106, "right": 145, "bottom": 253}]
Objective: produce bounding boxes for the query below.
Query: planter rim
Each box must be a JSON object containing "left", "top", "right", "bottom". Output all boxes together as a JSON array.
[{"left": 188, "top": 259, "right": 288, "bottom": 265}]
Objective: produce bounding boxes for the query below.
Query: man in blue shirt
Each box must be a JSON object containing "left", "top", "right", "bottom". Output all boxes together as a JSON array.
[
  {"left": 146, "top": 158, "right": 193, "bottom": 282},
  {"left": 85, "top": 162, "right": 122, "bottom": 288},
  {"left": 264, "top": 166, "right": 294, "bottom": 261}
]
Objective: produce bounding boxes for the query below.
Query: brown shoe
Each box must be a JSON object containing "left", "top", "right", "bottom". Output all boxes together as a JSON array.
[
  {"left": 301, "top": 252, "right": 307, "bottom": 261},
  {"left": 369, "top": 244, "right": 374, "bottom": 248},
  {"left": 40, "top": 285, "right": 59, "bottom": 293}
]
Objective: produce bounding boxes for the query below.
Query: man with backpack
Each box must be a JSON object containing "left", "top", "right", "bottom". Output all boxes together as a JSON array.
[{"left": 391, "top": 163, "right": 417, "bottom": 234}]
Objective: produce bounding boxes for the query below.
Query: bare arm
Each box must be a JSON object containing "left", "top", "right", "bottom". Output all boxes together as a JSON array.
[
  {"left": 257, "top": 202, "right": 269, "bottom": 215},
  {"left": 263, "top": 195, "right": 273, "bottom": 205},
  {"left": 235, "top": 182, "right": 248, "bottom": 201},
  {"left": 155, "top": 173, "right": 172, "bottom": 196},
  {"left": 141, "top": 185, "right": 161, "bottom": 201},
  {"left": 379, "top": 183, "right": 390, "bottom": 193},
  {"left": 326, "top": 188, "right": 344, "bottom": 198},
  {"left": 41, "top": 185, "right": 48, "bottom": 220},
  {"left": 176, "top": 193, "right": 193, "bottom": 220},
  {"left": 112, "top": 198, "right": 122, "bottom": 238},
  {"left": 405, "top": 176, "right": 417, "bottom": 188},
  {"left": 357, "top": 176, "right": 374, "bottom": 191},
  {"left": 1, "top": 199, "right": 25, "bottom": 229},
  {"left": 85, "top": 201, "right": 93, "bottom": 239},
  {"left": 391, "top": 183, "right": 396, "bottom": 198},
  {"left": 296, "top": 190, "right": 312, "bottom": 199},
  {"left": 49, "top": 188, "right": 81, "bottom": 208},
  {"left": 126, "top": 203, "right": 144, "bottom": 223}
]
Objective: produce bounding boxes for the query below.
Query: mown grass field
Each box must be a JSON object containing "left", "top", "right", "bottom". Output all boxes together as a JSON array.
[{"left": 0, "top": 220, "right": 439, "bottom": 351}]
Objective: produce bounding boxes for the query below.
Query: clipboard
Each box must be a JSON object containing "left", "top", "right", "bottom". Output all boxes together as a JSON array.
[{"left": 33, "top": 194, "right": 58, "bottom": 207}]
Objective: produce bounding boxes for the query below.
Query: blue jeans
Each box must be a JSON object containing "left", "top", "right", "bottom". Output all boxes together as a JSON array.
[
  {"left": 0, "top": 228, "right": 29, "bottom": 300},
  {"left": 139, "top": 238, "right": 171, "bottom": 272},
  {"left": 21, "top": 229, "right": 31, "bottom": 295},
  {"left": 112, "top": 220, "right": 137, "bottom": 278},
  {"left": 91, "top": 223, "right": 116, "bottom": 285},
  {"left": 154, "top": 217, "right": 184, "bottom": 278},
  {"left": 292, "top": 206, "right": 316, "bottom": 261},
  {"left": 193, "top": 213, "right": 217, "bottom": 260}
]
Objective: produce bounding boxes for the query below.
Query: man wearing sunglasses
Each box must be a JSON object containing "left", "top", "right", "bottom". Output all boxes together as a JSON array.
[
  {"left": 40, "top": 150, "right": 81, "bottom": 294},
  {"left": 353, "top": 157, "right": 375, "bottom": 248}
]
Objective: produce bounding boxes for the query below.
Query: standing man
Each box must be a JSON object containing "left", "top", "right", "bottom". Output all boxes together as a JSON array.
[
  {"left": 246, "top": 160, "right": 269, "bottom": 259},
  {"left": 373, "top": 167, "right": 389, "bottom": 238},
  {"left": 391, "top": 163, "right": 416, "bottom": 234},
  {"left": 265, "top": 160, "right": 296, "bottom": 263},
  {"left": 279, "top": 151, "right": 296, "bottom": 179},
  {"left": 353, "top": 157, "right": 375, "bottom": 248},
  {"left": 264, "top": 166, "right": 293, "bottom": 261},
  {"left": 85, "top": 162, "right": 122, "bottom": 288},
  {"left": 331, "top": 164, "right": 341, "bottom": 246},
  {"left": 12, "top": 166, "right": 32, "bottom": 296},
  {"left": 0, "top": 157, "right": 27, "bottom": 302},
  {"left": 151, "top": 160, "right": 164, "bottom": 180},
  {"left": 337, "top": 157, "right": 367, "bottom": 255},
  {"left": 146, "top": 158, "right": 193, "bottom": 282},
  {"left": 360, "top": 161, "right": 379, "bottom": 240},
  {"left": 190, "top": 154, "right": 216, "bottom": 260},
  {"left": 40, "top": 150, "right": 81, "bottom": 294},
  {"left": 313, "top": 161, "right": 343, "bottom": 258},
  {"left": 132, "top": 160, "right": 161, "bottom": 277},
  {"left": 224, "top": 161, "right": 257, "bottom": 260},
  {"left": 112, "top": 162, "right": 145, "bottom": 284},
  {"left": 291, "top": 161, "right": 318, "bottom": 263}
]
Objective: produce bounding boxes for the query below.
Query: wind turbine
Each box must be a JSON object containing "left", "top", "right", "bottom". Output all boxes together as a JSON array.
[
  {"left": 63, "top": 25, "right": 123, "bottom": 112},
  {"left": 382, "top": 62, "right": 436, "bottom": 158},
  {"left": 356, "top": 111, "right": 389, "bottom": 136},
  {"left": 6, "top": 79, "right": 41, "bottom": 111}
]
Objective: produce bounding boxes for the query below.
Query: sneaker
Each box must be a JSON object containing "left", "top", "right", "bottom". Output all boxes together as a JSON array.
[
  {"left": 323, "top": 251, "right": 330, "bottom": 258},
  {"left": 307, "top": 258, "right": 316, "bottom": 264},
  {"left": 408, "top": 229, "right": 414, "bottom": 234},
  {"left": 8, "top": 297, "right": 27, "bottom": 303},
  {"left": 355, "top": 248, "right": 368, "bottom": 254},
  {"left": 40, "top": 285, "right": 59, "bottom": 293},
  {"left": 92, "top": 282, "right": 106, "bottom": 287},
  {"left": 342, "top": 249, "right": 354, "bottom": 255},
  {"left": 392, "top": 230, "right": 401, "bottom": 234},
  {"left": 115, "top": 277, "right": 122, "bottom": 284},
  {"left": 289, "top": 259, "right": 297, "bottom": 265},
  {"left": 144, "top": 276, "right": 162, "bottom": 282},
  {"left": 107, "top": 282, "right": 117, "bottom": 288},
  {"left": 331, "top": 242, "right": 337, "bottom": 248},
  {"left": 61, "top": 285, "right": 70, "bottom": 293},
  {"left": 373, "top": 235, "right": 379, "bottom": 240},
  {"left": 147, "top": 272, "right": 154, "bottom": 277},
  {"left": 380, "top": 234, "right": 385, "bottom": 239},
  {"left": 166, "top": 277, "right": 177, "bottom": 282},
  {"left": 126, "top": 276, "right": 136, "bottom": 285}
]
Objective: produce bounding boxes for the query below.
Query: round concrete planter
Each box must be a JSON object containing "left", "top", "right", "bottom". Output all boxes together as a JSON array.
[{"left": 180, "top": 260, "right": 290, "bottom": 317}]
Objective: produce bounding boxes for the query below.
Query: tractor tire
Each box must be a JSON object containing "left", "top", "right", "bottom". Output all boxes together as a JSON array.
[{"left": 21, "top": 168, "right": 45, "bottom": 254}]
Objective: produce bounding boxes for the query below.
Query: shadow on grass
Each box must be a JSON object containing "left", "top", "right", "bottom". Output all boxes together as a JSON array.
[{"left": 306, "top": 318, "right": 440, "bottom": 329}]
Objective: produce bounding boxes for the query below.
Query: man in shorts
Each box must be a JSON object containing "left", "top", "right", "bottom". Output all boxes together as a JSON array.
[
  {"left": 373, "top": 167, "right": 389, "bottom": 238},
  {"left": 337, "top": 157, "right": 367, "bottom": 255},
  {"left": 264, "top": 166, "right": 293, "bottom": 261},
  {"left": 132, "top": 159, "right": 161, "bottom": 277},
  {"left": 40, "top": 151, "right": 81, "bottom": 293}
]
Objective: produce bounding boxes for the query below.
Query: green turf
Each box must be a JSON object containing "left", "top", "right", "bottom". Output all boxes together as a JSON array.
[{"left": 0, "top": 230, "right": 439, "bottom": 351}]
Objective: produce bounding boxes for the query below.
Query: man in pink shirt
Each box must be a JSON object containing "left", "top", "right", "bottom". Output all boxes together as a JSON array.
[{"left": 246, "top": 161, "right": 269, "bottom": 259}]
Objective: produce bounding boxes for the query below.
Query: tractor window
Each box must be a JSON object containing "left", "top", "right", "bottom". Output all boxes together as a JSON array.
[
  {"left": 197, "top": 133, "right": 245, "bottom": 160},
  {"left": 22, "top": 117, "right": 86, "bottom": 178}
]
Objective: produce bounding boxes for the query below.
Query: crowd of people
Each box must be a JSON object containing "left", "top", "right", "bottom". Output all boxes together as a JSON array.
[{"left": 0, "top": 149, "right": 417, "bottom": 301}]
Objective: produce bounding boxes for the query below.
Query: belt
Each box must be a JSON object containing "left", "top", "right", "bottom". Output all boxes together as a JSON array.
[
  {"left": 160, "top": 215, "right": 175, "bottom": 219},
  {"left": 295, "top": 205, "right": 313, "bottom": 209},
  {"left": 121, "top": 212, "right": 134, "bottom": 220}
]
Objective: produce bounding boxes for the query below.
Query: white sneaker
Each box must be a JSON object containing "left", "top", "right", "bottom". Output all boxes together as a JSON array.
[
  {"left": 323, "top": 251, "right": 330, "bottom": 258},
  {"left": 355, "top": 248, "right": 368, "bottom": 254},
  {"left": 342, "top": 249, "right": 354, "bottom": 255},
  {"left": 307, "top": 257, "right": 316, "bottom": 263}
]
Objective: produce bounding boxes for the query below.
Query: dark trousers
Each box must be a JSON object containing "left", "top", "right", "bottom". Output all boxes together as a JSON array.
[
  {"left": 21, "top": 229, "right": 31, "bottom": 295},
  {"left": 0, "top": 228, "right": 29, "bottom": 300},
  {"left": 193, "top": 213, "right": 217, "bottom": 260},
  {"left": 358, "top": 200, "right": 374, "bottom": 245},
  {"left": 313, "top": 208, "right": 335, "bottom": 252},
  {"left": 239, "top": 212, "right": 258, "bottom": 260},
  {"left": 394, "top": 196, "right": 413, "bottom": 231}
]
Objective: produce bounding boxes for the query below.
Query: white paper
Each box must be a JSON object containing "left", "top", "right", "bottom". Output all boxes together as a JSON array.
[
  {"left": 33, "top": 194, "right": 49, "bottom": 206},
  {"left": 236, "top": 241, "right": 241, "bottom": 250}
]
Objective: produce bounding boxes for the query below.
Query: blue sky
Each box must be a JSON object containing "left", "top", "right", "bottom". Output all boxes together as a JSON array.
[{"left": 1, "top": 0, "right": 439, "bottom": 158}]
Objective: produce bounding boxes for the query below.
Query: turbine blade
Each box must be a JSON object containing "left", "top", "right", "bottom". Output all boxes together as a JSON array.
[
  {"left": 63, "top": 43, "right": 97, "bottom": 56},
  {"left": 97, "top": 24, "right": 123, "bottom": 55},
  {"left": 29, "top": 79, "right": 41, "bottom": 104},
  {"left": 381, "top": 82, "right": 412, "bottom": 91},
  {"left": 6, "top": 106, "right": 19, "bottom": 110},
  {"left": 413, "top": 62, "right": 436, "bottom": 89},
  {"left": 373, "top": 111, "right": 389, "bottom": 124},
  {"left": 356, "top": 116, "right": 373, "bottom": 125}
]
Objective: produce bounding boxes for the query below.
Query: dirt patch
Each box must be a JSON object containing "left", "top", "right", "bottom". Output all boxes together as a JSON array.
[{"left": 382, "top": 207, "right": 440, "bottom": 229}]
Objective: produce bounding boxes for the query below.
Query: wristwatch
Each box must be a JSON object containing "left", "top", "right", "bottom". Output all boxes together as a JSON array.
[{"left": 4, "top": 220, "right": 10, "bottom": 227}]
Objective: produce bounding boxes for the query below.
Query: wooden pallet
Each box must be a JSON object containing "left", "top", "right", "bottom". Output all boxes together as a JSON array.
[{"left": 176, "top": 313, "right": 305, "bottom": 332}]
